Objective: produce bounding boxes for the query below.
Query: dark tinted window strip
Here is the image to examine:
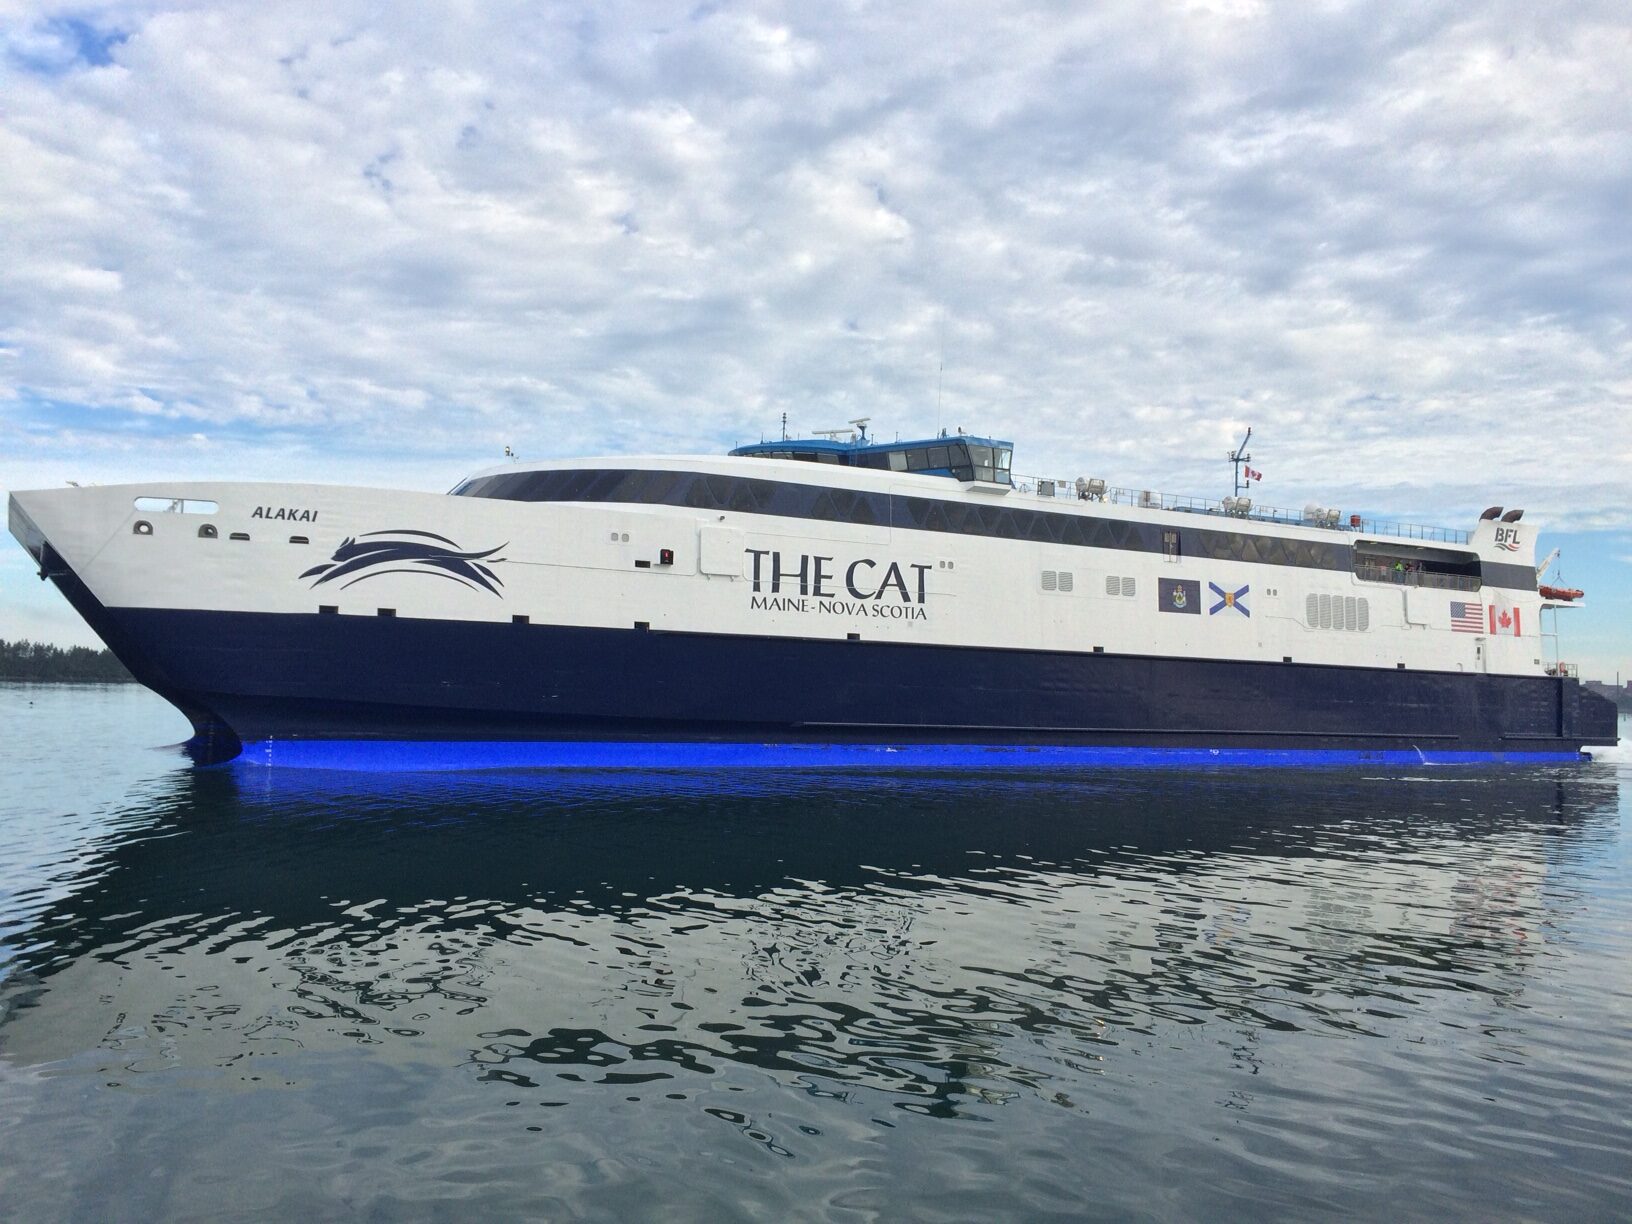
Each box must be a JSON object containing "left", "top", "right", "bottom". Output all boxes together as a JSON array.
[
  {"left": 453, "top": 468, "right": 1524, "bottom": 588},
  {"left": 1482, "top": 561, "right": 1537, "bottom": 592}
]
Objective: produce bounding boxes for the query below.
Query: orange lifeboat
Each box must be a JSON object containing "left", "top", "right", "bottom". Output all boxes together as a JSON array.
[{"left": 1538, "top": 584, "right": 1583, "bottom": 601}]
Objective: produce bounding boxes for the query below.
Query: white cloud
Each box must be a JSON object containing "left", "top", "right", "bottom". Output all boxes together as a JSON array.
[{"left": 0, "top": 0, "right": 1627, "bottom": 535}]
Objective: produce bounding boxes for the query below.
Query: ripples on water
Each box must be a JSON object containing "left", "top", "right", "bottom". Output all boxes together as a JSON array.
[{"left": 0, "top": 684, "right": 1628, "bottom": 1221}]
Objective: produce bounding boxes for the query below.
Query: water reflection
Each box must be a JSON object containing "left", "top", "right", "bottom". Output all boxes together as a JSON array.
[{"left": 1, "top": 764, "right": 1620, "bottom": 1126}]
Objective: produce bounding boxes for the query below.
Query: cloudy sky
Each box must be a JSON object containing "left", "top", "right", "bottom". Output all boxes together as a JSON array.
[{"left": 3, "top": 1, "right": 1629, "bottom": 676}]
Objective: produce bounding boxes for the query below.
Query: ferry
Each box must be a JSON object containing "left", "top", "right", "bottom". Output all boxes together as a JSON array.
[{"left": 8, "top": 423, "right": 1619, "bottom": 767}]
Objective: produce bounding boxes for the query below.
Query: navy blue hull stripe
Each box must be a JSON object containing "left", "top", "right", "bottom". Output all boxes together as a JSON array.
[{"left": 86, "top": 606, "right": 1618, "bottom": 763}]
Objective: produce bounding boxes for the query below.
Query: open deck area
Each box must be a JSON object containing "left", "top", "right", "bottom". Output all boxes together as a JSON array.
[{"left": 1013, "top": 475, "right": 1471, "bottom": 546}]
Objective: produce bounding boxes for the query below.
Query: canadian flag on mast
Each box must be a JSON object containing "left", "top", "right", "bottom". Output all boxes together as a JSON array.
[{"left": 1244, "top": 466, "right": 1263, "bottom": 483}]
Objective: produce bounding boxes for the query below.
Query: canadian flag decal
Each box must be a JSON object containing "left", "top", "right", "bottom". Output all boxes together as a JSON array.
[{"left": 1489, "top": 605, "right": 1521, "bottom": 636}]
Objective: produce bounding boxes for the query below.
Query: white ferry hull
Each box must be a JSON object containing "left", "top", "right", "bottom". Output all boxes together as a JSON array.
[{"left": 9, "top": 459, "right": 1618, "bottom": 767}]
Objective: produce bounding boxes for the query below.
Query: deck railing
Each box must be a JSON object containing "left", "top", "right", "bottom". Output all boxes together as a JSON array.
[
  {"left": 1013, "top": 476, "right": 1470, "bottom": 544},
  {"left": 1352, "top": 563, "right": 1480, "bottom": 592}
]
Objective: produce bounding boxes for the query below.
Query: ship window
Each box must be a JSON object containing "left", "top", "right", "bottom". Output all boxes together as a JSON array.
[
  {"left": 198, "top": 524, "right": 217, "bottom": 539},
  {"left": 928, "top": 446, "right": 950, "bottom": 468},
  {"left": 229, "top": 531, "right": 250, "bottom": 541},
  {"left": 997, "top": 448, "right": 1012, "bottom": 472},
  {"left": 906, "top": 449, "right": 928, "bottom": 471},
  {"left": 134, "top": 497, "right": 217, "bottom": 514},
  {"left": 449, "top": 467, "right": 1423, "bottom": 584},
  {"left": 289, "top": 535, "right": 309, "bottom": 544},
  {"left": 1163, "top": 530, "right": 1180, "bottom": 558}
]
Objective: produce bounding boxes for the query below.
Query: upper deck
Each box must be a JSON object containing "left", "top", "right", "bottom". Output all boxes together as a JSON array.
[
  {"left": 1008, "top": 476, "right": 1471, "bottom": 546},
  {"left": 728, "top": 429, "right": 1468, "bottom": 546},
  {"left": 731, "top": 431, "right": 1014, "bottom": 486}
]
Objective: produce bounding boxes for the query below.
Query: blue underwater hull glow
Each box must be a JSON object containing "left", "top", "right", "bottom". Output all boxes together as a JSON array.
[{"left": 229, "top": 739, "right": 1594, "bottom": 772}]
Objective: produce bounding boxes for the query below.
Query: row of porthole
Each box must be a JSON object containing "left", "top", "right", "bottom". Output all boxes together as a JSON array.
[
  {"left": 1307, "top": 593, "right": 1370, "bottom": 631},
  {"left": 1040, "top": 571, "right": 1138, "bottom": 596},
  {"left": 132, "top": 520, "right": 308, "bottom": 544}
]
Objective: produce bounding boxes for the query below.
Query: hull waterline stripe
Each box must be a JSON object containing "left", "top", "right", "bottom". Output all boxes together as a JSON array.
[{"left": 230, "top": 739, "right": 1591, "bottom": 772}]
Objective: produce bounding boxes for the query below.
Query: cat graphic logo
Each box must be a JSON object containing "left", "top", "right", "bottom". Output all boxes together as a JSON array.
[
  {"left": 1493, "top": 526, "right": 1521, "bottom": 553},
  {"left": 300, "top": 530, "right": 507, "bottom": 595}
]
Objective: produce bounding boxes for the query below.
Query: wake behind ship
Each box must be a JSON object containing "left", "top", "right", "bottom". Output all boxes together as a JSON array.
[{"left": 8, "top": 426, "right": 1619, "bottom": 767}]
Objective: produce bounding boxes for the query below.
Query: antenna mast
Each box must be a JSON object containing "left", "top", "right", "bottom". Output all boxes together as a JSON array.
[{"left": 1228, "top": 427, "right": 1253, "bottom": 497}]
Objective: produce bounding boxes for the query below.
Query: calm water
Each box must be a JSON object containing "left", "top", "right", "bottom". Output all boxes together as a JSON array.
[{"left": 1, "top": 684, "right": 1628, "bottom": 1222}]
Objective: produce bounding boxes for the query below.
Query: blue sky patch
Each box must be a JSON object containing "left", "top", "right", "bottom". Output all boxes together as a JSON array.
[{"left": 10, "top": 16, "right": 128, "bottom": 74}]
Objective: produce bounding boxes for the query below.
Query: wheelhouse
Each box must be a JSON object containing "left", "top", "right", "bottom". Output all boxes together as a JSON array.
[{"left": 731, "top": 434, "right": 1014, "bottom": 485}]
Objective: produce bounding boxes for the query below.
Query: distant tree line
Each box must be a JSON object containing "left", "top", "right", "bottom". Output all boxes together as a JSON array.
[{"left": 0, "top": 638, "right": 134, "bottom": 683}]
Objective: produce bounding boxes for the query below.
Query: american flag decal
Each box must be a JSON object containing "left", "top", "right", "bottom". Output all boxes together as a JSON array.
[{"left": 1450, "top": 601, "right": 1484, "bottom": 632}]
